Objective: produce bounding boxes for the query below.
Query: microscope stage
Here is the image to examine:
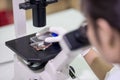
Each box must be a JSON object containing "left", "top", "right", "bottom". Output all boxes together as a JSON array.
[{"left": 6, "top": 34, "right": 61, "bottom": 63}]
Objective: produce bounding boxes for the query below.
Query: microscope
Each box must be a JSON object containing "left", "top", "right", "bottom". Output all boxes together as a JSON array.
[{"left": 6, "top": 0, "right": 90, "bottom": 80}]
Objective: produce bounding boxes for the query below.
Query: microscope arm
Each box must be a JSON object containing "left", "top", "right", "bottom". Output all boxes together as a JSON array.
[{"left": 12, "top": 0, "right": 27, "bottom": 38}]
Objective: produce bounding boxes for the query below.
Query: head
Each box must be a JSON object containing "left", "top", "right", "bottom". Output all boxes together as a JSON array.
[{"left": 82, "top": 0, "right": 120, "bottom": 63}]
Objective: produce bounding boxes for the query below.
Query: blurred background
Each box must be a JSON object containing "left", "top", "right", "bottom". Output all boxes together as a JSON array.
[{"left": 0, "top": 0, "right": 80, "bottom": 27}]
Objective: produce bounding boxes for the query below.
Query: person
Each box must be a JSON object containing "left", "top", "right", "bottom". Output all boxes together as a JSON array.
[
  {"left": 82, "top": 0, "right": 120, "bottom": 79},
  {"left": 45, "top": 0, "right": 120, "bottom": 80}
]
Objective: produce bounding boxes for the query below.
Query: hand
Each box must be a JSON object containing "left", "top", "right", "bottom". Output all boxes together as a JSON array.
[
  {"left": 45, "top": 27, "right": 67, "bottom": 43},
  {"left": 45, "top": 27, "right": 91, "bottom": 57}
]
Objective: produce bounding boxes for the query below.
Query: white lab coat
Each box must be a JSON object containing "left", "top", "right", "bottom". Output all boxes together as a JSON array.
[{"left": 105, "top": 65, "right": 120, "bottom": 80}]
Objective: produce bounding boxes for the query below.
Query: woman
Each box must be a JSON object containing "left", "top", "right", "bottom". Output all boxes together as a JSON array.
[
  {"left": 45, "top": 0, "right": 120, "bottom": 79},
  {"left": 82, "top": 0, "right": 120, "bottom": 80}
]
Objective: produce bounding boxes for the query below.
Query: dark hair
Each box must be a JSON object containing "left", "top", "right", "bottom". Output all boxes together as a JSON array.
[{"left": 82, "top": 0, "right": 120, "bottom": 33}]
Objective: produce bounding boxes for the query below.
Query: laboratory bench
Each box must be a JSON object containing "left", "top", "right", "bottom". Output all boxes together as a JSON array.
[{"left": 0, "top": 9, "right": 98, "bottom": 80}]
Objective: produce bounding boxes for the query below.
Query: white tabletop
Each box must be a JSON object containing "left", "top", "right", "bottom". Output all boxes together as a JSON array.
[{"left": 0, "top": 9, "right": 98, "bottom": 80}]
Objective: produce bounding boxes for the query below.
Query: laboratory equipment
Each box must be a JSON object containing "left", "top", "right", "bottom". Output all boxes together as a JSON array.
[
  {"left": 5, "top": 0, "right": 91, "bottom": 80},
  {"left": 6, "top": 25, "right": 90, "bottom": 80}
]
